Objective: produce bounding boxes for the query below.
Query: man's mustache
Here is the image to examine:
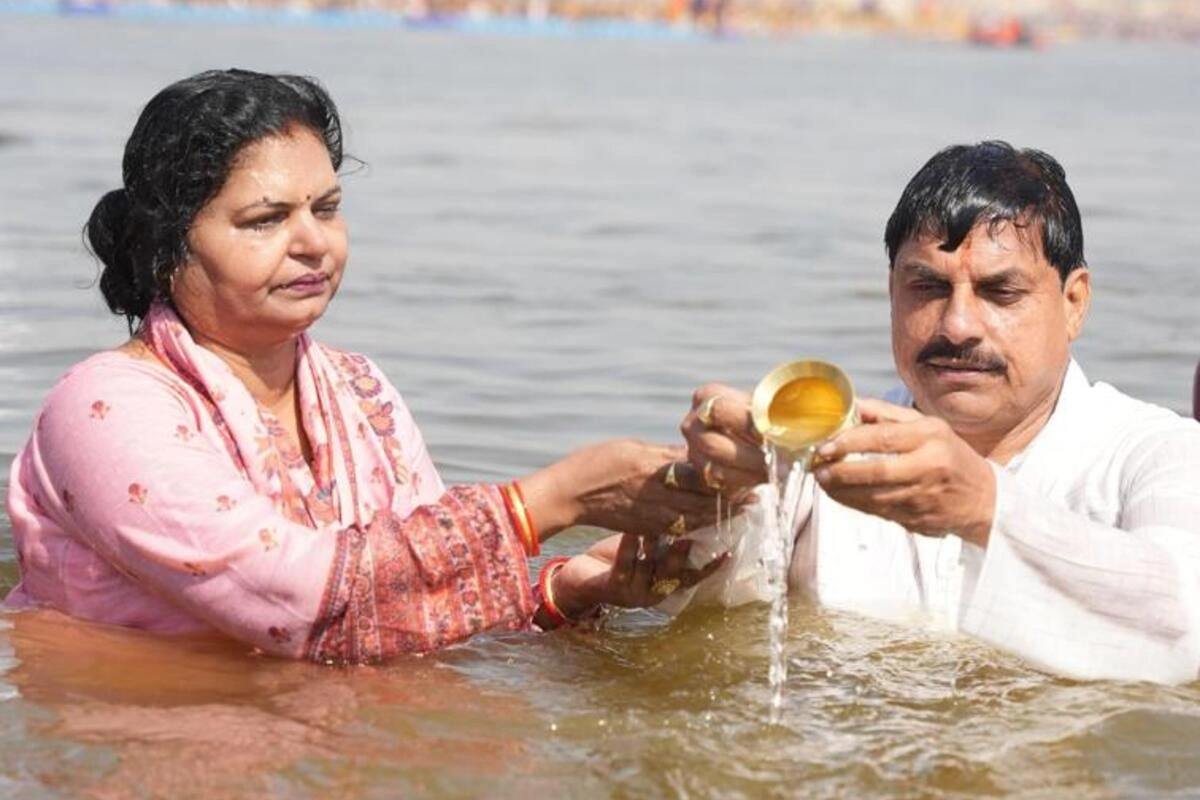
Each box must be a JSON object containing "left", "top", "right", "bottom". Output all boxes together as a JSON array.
[{"left": 916, "top": 338, "right": 1007, "bottom": 372}]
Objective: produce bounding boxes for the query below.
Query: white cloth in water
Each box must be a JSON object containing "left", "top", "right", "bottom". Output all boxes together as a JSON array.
[{"left": 663, "top": 360, "right": 1200, "bottom": 684}]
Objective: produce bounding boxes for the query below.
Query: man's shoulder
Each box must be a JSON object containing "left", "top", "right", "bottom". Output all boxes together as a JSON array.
[
  {"left": 1084, "top": 375, "right": 1197, "bottom": 434},
  {"left": 1078, "top": 372, "right": 1200, "bottom": 471}
]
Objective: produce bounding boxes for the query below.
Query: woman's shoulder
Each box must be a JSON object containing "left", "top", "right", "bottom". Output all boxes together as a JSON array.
[
  {"left": 39, "top": 345, "right": 195, "bottom": 423},
  {"left": 315, "top": 342, "right": 382, "bottom": 376},
  {"left": 315, "top": 343, "right": 405, "bottom": 401}
]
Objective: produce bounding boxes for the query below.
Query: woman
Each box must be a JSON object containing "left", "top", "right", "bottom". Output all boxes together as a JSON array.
[{"left": 5, "top": 69, "right": 725, "bottom": 663}]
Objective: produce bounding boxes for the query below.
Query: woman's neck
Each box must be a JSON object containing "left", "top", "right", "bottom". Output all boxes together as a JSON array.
[{"left": 192, "top": 332, "right": 299, "bottom": 410}]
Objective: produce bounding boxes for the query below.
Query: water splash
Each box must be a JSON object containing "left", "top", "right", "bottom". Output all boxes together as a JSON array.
[{"left": 763, "top": 443, "right": 815, "bottom": 724}]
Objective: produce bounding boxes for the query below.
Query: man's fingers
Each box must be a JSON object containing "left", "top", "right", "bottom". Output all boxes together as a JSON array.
[
  {"left": 687, "top": 384, "right": 760, "bottom": 445},
  {"left": 684, "top": 425, "right": 766, "bottom": 474},
  {"left": 819, "top": 420, "right": 927, "bottom": 461},
  {"left": 855, "top": 397, "right": 923, "bottom": 425},
  {"left": 815, "top": 453, "right": 912, "bottom": 489}
]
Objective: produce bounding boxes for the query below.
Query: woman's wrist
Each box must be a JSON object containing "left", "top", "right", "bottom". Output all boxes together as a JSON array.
[
  {"left": 548, "top": 558, "right": 597, "bottom": 619},
  {"left": 515, "top": 462, "right": 584, "bottom": 541},
  {"left": 534, "top": 556, "right": 592, "bottom": 629}
]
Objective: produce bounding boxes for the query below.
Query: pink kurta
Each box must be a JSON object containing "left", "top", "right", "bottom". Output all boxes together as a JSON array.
[{"left": 6, "top": 305, "right": 534, "bottom": 662}]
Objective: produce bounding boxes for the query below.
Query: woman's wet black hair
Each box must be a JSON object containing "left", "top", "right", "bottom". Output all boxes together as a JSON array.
[
  {"left": 884, "top": 141, "right": 1085, "bottom": 283},
  {"left": 85, "top": 68, "right": 344, "bottom": 328}
]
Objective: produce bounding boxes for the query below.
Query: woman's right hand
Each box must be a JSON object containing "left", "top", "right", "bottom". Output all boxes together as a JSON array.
[
  {"left": 520, "top": 439, "right": 720, "bottom": 541},
  {"left": 547, "top": 532, "right": 729, "bottom": 622}
]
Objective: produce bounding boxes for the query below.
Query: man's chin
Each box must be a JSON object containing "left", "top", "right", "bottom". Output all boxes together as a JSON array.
[{"left": 912, "top": 386, "right": 1002, "bottom": 430}]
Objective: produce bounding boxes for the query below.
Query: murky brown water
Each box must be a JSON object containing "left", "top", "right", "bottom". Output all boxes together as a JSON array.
[{"left": 1, "top": 14, "right": 1198, "bottom": 798}]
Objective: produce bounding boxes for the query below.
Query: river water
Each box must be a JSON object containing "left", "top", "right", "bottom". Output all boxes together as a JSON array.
[{"left": 1, "top": 14, "right": 1198, "bottom": 798}]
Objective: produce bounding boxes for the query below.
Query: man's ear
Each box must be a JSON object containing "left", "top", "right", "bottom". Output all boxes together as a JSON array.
[{"left": 1063, "top": 267, "right": 1091, "bottom": 342}]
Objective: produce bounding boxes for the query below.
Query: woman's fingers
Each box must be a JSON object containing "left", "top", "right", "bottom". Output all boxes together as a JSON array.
[
  {"left": 653, "top": 536, "right": 691, "bottom": 578},
  {"left": 609, "top": 532, "right": 641, "bottom": 585},
  {"left": 656, "top": 461, "right": 713, "bottom": 495},
  {"left": 629, "top": 535, "right": 654, "bottom": 596}
]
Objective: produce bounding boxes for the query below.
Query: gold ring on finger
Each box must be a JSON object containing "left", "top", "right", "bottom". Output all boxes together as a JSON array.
[
  {"left": 698, "top": 395, "right": 719, "bottom": 428},
  {"left": 702, "top": 460, "right": 723, "bottom": 490},
  {"left": 668, "top": 515, "right": 687, "bottom": 537},
  {"left": 653, "top": 536, "right": 674, "bottom": 560},
  {"left": 651, "top": 578, "right": 681, "bottom": 597},
  {"left": 664, "top": 462, "right": 679, "bottom": 489}
]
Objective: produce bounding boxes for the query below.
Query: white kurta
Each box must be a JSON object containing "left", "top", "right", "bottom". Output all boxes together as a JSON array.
[{"left": 674, "top": 360, "right": 1200, "bottom": 684}]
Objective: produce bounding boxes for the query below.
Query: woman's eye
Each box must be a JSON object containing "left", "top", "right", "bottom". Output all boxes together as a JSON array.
[
  {"left": 244, "top": 213, "right": 285, "bottom": 230},
  {"left": 314, "top": 204, "right": 340, "bottom": 219}
]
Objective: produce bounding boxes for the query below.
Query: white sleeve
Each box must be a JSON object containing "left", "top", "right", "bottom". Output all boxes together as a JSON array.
[{"left": 960, "top": 431, "right": 1200, "bottom": 683}]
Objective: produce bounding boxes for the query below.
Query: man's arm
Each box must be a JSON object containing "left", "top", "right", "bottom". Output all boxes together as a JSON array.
[
  {"left": 960, "top": 433, "right": 1200, "bottom": 683},
  {"left": 818, "top": 400, "right": 1200, "bottom": 683}
]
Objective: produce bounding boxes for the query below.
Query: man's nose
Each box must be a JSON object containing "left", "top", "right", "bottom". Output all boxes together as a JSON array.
[{"left": 938, "top": 285, "right": 985, "bottom": 343}]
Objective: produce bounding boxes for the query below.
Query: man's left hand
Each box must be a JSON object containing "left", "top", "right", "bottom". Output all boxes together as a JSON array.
[{"left": 813, "top": 398, "right": 997, "bottom": 547}]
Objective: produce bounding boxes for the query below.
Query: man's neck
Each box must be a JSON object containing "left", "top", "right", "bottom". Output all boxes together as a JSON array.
[{"left": 959, "top": 365, "right": 1070, "bottom": 465}]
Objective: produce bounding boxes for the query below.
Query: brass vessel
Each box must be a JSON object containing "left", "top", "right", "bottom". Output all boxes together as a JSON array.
[{"left": 751, "top": 359, "right": 857, "bottom": 459}]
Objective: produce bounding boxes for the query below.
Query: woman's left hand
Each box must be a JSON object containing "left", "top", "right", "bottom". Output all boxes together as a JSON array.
[{"left": 547, "top": 533, "right": 728, "bottom": 622}]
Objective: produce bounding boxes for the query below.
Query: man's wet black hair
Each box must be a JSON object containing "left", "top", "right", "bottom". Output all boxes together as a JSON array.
[{"left": 884, "top": 141, "right": 1085, "bottom": 283}]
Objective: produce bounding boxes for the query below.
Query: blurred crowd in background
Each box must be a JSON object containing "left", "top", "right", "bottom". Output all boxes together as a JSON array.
[{"left": 38, "top": 0, "right": 1200, "bottom": 41}]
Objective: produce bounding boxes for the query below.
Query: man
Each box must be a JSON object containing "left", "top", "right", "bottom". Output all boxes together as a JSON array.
[{"left": 681, "top": 141, "right": 1200, "bottom": 683}]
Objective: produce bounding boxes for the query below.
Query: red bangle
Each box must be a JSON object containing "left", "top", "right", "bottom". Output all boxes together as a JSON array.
[
  {"left": 537, "top": 556, "right": 575, "bottom": 628},
  {"left": 510, "top": 481, "right": 539, "bottom": 557},
  {"left": 499, "top": 483, "right": 539, "bottom": 557}
]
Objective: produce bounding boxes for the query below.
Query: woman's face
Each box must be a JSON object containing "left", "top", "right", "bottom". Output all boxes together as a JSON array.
[{"left": 172, "top": 126, "right": 348, "bottom": 353}]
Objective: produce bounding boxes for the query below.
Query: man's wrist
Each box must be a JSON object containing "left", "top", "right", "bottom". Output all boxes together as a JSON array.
[{"left": 962, "top": 461, "right": 998, "bottom": 548}]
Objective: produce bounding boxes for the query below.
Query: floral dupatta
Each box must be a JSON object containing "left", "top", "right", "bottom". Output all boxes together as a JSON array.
[{"left": 139, "top": 302, "right": 400, "bottom": 532}]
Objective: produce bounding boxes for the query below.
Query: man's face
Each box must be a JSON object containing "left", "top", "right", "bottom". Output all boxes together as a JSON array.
[{"left": 889, "top": 221, "right": 1090, "bottom": 443}]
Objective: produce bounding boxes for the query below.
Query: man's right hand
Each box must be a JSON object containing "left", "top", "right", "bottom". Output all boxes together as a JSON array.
[{"left": 680, "top": 384, "right": 766, "bottom": 496}]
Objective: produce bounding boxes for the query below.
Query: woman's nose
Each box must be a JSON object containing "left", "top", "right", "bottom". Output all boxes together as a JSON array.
[{"left": 289, "top": 211, "right": 329, "bottom": 258}]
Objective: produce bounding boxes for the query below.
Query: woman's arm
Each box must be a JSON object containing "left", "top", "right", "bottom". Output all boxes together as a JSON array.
[{"left": 18, "top": 358, "right": 532, "bottom": 661}]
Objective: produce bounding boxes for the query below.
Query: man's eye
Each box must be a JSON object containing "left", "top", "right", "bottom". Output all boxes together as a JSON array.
[
  {"left": 910, "top": 281, "right": 948, "bottom": 296},
  {"left": 314, "top": 204, "right": 340, "bottom": 219},
  {"left": 985, "top": 287, "right": 1024, "bottom": 304}
]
